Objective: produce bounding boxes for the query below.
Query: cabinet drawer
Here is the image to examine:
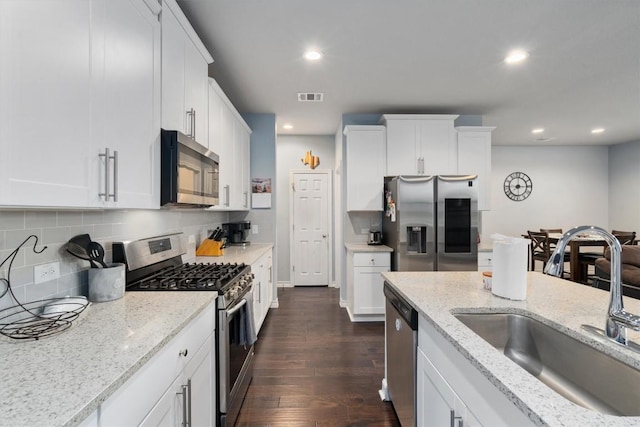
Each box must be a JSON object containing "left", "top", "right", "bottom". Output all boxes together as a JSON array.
[
  {"left": 477, "top": 251, "right": 493, "bottom": 270},
  {"left": 353, "top": 252, "right": 390, "bottom": 267}
]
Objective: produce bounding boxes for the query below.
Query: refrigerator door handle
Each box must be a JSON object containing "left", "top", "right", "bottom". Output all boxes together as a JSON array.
[
  {"left": 438, "top": 174, "right": 478, "bottom": 182},
  {"left": 398, "top": 175, "right": 435, "bottom": 183}
]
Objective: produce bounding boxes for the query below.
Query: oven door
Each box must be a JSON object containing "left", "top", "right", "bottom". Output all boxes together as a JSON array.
[{"left": 218, "top": 298, "right": 254, "bottom": 427}]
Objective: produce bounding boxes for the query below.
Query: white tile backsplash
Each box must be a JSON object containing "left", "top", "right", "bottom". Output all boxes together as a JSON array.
[{"left": 0, "top": 208, "right": 229, "bottom": 304}]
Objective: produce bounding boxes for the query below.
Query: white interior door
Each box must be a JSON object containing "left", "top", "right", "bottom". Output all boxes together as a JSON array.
[{"left": 290, "top": 171, "right": 331, "bottom": 286}]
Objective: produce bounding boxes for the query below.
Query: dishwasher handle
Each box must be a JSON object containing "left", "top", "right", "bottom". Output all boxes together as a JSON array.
[{"left": 384, "top": 282, "right": 418, "bottom": 329}]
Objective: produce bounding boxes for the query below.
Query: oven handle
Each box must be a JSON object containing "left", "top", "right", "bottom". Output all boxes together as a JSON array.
[{"left": 226, "top": 298, "right": 247, "bottom": 316}]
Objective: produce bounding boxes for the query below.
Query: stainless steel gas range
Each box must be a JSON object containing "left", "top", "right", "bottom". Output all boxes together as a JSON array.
[{"left": 113, "top": 233, "right": 255, "bottom": 427}]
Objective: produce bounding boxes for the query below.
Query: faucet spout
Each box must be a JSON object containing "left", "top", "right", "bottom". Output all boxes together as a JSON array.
[{"left": 543, "top": 225, "right": 638, "bottom": 344}]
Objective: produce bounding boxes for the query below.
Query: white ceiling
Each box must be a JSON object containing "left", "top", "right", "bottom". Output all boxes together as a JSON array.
[{"left": 177, "top": 0, "right": 640, "bottom": 146}]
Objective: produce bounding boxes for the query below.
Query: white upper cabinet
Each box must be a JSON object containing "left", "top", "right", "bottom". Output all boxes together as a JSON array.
[
  {"left": 93, "top": 0, "right": 161, "bottom": 208},
  {"left": 0, "top": 0, "right": 160, "bottom": 209},
  {"left": 161, "top": 0, "right": 212, "bottom": 145},
  {"left": 0, "top": 1, "right": 93, "bottom": 207},
  {"left": 383, "top": 114, "right": 459, "bottom": 176},
  {"left": 344, "top": 125, "right": 386, "bottom": 211},
  {"left": 456, "top": 126, "right": 494, "bottom": 211},
  {"left": 207, "top": 78, "right": 251, "bottom": 211}
]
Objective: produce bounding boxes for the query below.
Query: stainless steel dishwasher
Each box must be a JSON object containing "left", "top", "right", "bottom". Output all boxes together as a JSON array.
[{"left": 384, "top": 282, "right": 418, "bottom": 427}]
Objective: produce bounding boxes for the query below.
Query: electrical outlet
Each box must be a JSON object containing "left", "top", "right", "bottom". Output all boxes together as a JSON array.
[
  {"left": 188, "top": 234, "right": 196, "bottom": 244},
  {"left": 252, "top": 224, "right": 259, "bottom": 234},
  {"left": 34, "top": 262, "right": 60, "bottom": 284}
]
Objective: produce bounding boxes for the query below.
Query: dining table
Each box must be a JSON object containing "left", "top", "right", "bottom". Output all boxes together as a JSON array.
[{"left": 547, "top": 232, "right": 607, "bottom": 284}]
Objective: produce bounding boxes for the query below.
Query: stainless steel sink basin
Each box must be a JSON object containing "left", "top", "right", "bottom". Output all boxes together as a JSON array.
[{"left": 454, "top": 312, "right": 640, "bottom": 416}]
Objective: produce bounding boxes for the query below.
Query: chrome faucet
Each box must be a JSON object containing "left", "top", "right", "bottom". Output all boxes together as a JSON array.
[{"left": 543, "top": 225, "right": 640, "bottom": 345}]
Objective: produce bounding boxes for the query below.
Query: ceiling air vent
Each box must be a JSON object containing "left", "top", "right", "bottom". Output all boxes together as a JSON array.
[{"left": 298, "top": 93, "right": 324, "bottom": 102}]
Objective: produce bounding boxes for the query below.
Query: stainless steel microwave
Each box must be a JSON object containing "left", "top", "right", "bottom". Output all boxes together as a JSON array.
[{"left": 161, "top": 129, "right": 219, "bottom": 207}]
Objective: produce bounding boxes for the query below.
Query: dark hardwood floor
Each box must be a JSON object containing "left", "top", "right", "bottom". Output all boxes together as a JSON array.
[{"left": 236, "top": 286, "right": 400, "bottom": 426}]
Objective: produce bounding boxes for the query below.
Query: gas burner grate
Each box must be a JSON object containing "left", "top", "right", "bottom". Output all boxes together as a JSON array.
[{"left": 129, "top": 262, "right": 248, "bottom": 292}]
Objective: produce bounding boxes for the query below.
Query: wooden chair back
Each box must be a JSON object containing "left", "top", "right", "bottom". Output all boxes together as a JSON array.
[
  {"left": 613, "top": 231, "right": 636, "bottom": 246},
  {"left": 528, "top": 231, "right": 550, "bottom": 257},
  {"left": 540, "top": 228, "right": 562, "bottom": 234}
]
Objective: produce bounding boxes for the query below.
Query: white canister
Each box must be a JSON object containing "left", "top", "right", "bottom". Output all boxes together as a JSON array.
[
  {"left": 88, "top": 263, "right": 126, "bottom": 302},
  {"left": 490, "top": 234, "right": 530, "bottom": 300}
]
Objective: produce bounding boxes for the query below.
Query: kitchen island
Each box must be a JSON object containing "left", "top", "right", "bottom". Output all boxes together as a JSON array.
[{"left": 383, "top": 271, "right": 640, "bottom": 426}]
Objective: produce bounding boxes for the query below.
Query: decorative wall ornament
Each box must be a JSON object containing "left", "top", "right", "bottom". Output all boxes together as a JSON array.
[{"left": 301, "top": 150, "right": 320, "bottom": 169}]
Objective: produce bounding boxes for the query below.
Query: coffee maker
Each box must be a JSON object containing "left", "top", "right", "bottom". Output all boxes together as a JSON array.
[{"left": 222, "top": 221, "right": 251, "bottom": 246}]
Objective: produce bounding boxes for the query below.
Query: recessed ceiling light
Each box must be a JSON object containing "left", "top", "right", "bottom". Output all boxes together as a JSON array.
[
  {"left": 531, "top": 128, "right": 544, "bottom": 134},
  {"left": 504, "top": 50, "right": 529, "bottom": 64},
  {"left": 591, "top": 127, "right": 605, "bottom": 134},
  {"left": 283, "top": 124, "right": 293, "bottom": 130},
  {"left": 304, "top": 50, "right": 322, "bottom": 61}
]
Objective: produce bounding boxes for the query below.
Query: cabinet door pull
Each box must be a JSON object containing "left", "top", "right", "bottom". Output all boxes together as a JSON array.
[
  {"left": 225, "top": 185, "right": 230, "bottom": 207},
  {"left": 450, "top": 410, "right": 463, "bottom": 427},
  {"left": 112, "top": 149, "right": 118, "bottom": 202},
  {"left": 99, "top": 148, "right": 117, "bottom": 201},
  {"left": 177, "top": 382, "right": 189, "bottom": 427},
  {"left": 244, "top": 191, "right": 248, "bottom": 208},
  {"left": 99, "top": 148, "right": 110, "bottom": 201},
  {"left": 192, "top": 109, "right": 196, "bottom": 139}
]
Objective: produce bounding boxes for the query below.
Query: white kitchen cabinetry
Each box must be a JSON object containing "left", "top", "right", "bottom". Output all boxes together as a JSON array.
[
  {"left": 0, "top": 0, "right": 160, "bottom": 209},
  {"left": 382, "top": 114, "right": 459, "bottom": 176},
  {"left": 207, "top": 78, "right": 252, "bottom": 210},
  {"left": 252, "top": 248, "right": 273, "bottom": 333},
  {"left": 344, "top": 125, "right": 386, "bottom": 211},
  {"left": 139, "top": 335, "right": 213, "bottom": 427},
  {"left": 457, "top": 126, "right": 494, "bottom": 211},
  {"left": 417, "top": 347, "right": 481, "bottom": 427},
  {"left": 346, "top": 252, "right": 390, "bottom": 321},
  {"left": 477, "top": 250, "right": 493, "bottom": 271},
  {"left": 99, "top": 302, "right": 215, "bottom": 427},
  {"left": 417, "top": 314, "right": 535, "bottom": 427},
  {"left": 161, "top": 0, "right": 212, "bottom": 145}
]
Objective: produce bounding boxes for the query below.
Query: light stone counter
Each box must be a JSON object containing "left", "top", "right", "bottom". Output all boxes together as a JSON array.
[
  {"left": 193, "top": 242, "right": 272, "bottom": 265},
  {"left": 0, "top": 291, "right": 217, "bottom": 427},
  {"left": 345, "top": 243, "right": 393, "bottom": 253},
  {"left": 382, "top": 271, "right": 640, "bottom": 426}
]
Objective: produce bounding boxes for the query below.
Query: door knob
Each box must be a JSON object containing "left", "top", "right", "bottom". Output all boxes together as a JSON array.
[{"left": 322, "top": 234, "right": 327, "bottom": 238}]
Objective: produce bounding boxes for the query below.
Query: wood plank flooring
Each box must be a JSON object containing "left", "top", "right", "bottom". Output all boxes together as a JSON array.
[{"left": 236, "top": 286, "right": 400, "bottom": 426}]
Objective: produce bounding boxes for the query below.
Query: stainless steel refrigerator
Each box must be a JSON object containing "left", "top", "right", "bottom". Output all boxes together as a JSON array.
[{"left": 382, "top": 175, "right": 478, "bottom": 271}]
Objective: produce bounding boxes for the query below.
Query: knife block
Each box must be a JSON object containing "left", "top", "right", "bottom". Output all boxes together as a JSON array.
[{"left": 196, "top": 239, "right": 224, "bottom": 257}]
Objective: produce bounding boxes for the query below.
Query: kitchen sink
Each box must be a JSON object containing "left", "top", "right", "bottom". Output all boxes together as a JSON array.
[{"left": 454, "top": 312, "right": 640, "bottom": 416}]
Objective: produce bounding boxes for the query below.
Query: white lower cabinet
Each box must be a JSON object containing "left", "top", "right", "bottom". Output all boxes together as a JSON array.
[
  {"left": 346, "top": 251, "right": 390, "bottom": 321},
  {"left": 477, "top": 251, "right": 493, "bottom": 271},
  {"left": 417, "top": 347, "right": 480, "bottom": 427},
  {"left": 417, "top": 315, "right": 535, "bottom": 427},
  {"left": 139, "top": 335, "right": 213, "bottom": 427},
  {"left": 252, "top": 248, "right": 273, "bottom": 334},
  {"left": 98, "top": 302, "right": 216, "bottom": 427}
]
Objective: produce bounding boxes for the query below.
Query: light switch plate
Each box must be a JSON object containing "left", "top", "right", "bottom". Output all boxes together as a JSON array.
[{"left": 251, "top": 224, "right": 259, "bottom": 234}]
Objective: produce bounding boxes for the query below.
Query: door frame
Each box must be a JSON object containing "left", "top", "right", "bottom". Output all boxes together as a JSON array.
[{"left": 289, "top": 169, "right": 333, "bottom": 286}]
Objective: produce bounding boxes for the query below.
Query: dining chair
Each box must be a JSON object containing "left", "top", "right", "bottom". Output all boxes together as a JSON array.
[
  {"left": 540, "top": 228, "right": 562, "bottom": 234},
  {"left": 528, "top": 231, "right": 571, "bottom": 275}
]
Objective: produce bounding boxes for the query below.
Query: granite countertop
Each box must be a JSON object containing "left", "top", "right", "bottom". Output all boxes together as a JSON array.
[
  {"left": 0, "top": 291, "right": 218, "bottom": 427},
  {"left": 382, "top": 271, "right": 640, "bottom": 426},
  {"left": 0, "top": 243, "right": 273, "bottom": 427},
  {"left": 193, "top": 242, "right": 273, "bottom": 265},
  {"left": 345, "top": 243, "right": 393, "bottom": 253}
]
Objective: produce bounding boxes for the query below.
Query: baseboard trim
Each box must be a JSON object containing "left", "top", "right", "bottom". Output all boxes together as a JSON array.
[
  {"left": 277, "top": 281, "right": 293, "bottom": 288},
  {"left": 339, "top": 298, "right": 348, "bottom": 308}
]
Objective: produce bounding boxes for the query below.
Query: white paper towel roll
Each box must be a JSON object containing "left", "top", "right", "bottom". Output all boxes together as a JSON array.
[{"left": 491, "top": 234, "right": 530, "bottom": 300}]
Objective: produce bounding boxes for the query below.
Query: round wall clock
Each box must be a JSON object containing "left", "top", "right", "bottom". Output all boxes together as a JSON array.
[{"left": 503, "top": 172, "right": 532, "bottom": 201}]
